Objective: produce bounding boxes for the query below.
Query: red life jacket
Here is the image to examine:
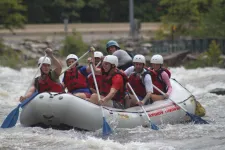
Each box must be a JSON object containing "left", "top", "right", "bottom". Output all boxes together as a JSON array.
[
  {"left": 88, "top": 74, "right": 102, "bottom": 90},
  {"left": 63, "top": 66, "right": 88, "bottom": 92},
  {"left": 147, "top": 67, "right": 171, "bottom": 95},
  {"left": 128, "top": 70, "right": 150, "bottom": 98},
  {"left": 100, "top": 68, "right": 128, "bottom": 104},
  {"left": 87, "top": 66, "right": 102, "bottom": 90},
  {"left": 35, "top": 73, "right": 64, "bottom": 93}
]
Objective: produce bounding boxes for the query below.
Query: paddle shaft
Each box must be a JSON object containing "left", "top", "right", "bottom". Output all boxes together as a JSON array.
[
  {"left": 127, "top": 83, "right": 153, "bottom": 123},
  {"left": 90, "top": 64, "right": 105, "bottom": 115},
  {"left": 24, "top": 54, "right": 47, "bottom": 95},
  {"left": 152, "top": 84, "right": 189, "bottom": 113},
  {"left": 88, "top": 61, "right": 101, "bottom": 77},
  {"left": 60, "top": 50, "right": 89, "bottom": 75}
]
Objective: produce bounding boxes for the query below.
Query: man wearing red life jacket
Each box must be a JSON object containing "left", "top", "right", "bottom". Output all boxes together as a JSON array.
[
  {"left": 88, "top": 55, "right": 127, "bottom": 109},
  {"left": 124, "top": 54, "right": 153, "bottom": 107},
  {"left": 19, "top": 48, "right": 63, "bottom": 102},
  {"left": 87, "top": 51, "right": 104, "bottom": 93},
  {"left": 62, "top": 54, "right": 92, "bottom": 99},
  {"left": 149, "top": 54, "right": 172, "bottom": 101}
]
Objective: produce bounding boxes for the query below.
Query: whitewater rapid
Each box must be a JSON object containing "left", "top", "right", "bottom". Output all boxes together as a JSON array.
[{"left": 0, "top": 66, "right": 225, "bottom": 150}]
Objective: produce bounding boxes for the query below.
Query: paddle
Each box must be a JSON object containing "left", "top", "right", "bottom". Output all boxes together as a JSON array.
[
  {"left": 90, "top": 63, "right": 112, "bottom": 137},
  {"left": 152, "top": 84, "right": 208, "bottom": 124},
  {"left": 1, "top": 55, "right": 47, "bottom": 128},
  {"left": 127, "top": 83, "right": 159, "bottom": 130},
  {"left": 60, "top": 50, "right": 90, "bottom": 75},
  {"left": 1, "top": 91, "right": 39, "bottom": 128}
]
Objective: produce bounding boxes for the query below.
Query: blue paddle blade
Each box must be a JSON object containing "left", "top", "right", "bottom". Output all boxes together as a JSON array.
[
  {"left": 1, "top": 104, "right": 21, "bottom": 128},
  {"left": 150, "top": 122, "right": 159, "bottom": 130},
  {"left": 1, "top": 91, "right": 39, "bottom": 129},
  {"left": 102, "top": 117, "right": 112, "bottom": 137},
  {"left": 186, "top": 112, "right": 209, "bottom": 124},
  {"left": 21, "top": 91, "right": 39, "bottom": 108}
]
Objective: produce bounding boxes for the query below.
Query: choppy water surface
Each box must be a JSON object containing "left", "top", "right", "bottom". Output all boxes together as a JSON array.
[{"left": 0, "top": 66, "right": 225, "bottom": 150}]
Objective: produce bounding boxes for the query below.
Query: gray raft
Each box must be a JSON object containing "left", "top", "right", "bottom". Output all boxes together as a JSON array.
[{"left": 20, "top": 79, "right": 197, "bottom": 131}]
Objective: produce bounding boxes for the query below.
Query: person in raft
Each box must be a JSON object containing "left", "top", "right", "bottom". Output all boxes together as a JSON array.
[
  {"left": 19, "top": 48, "right": 64, "bottom": 102},
  {"left": 62, "top": 47, "right": 95, "bottom": 99},
  {"left": 106, "top": 40, "right": 133, "bottom": 71},
  {"left": 88, "top": 55, "right": 128, "bottom": 109},
  {"left": 124, "top": 54, "right": 153, "bottom": 107},
  {"left": 148, "top": 54, "right": 172, "bottom": 101}
]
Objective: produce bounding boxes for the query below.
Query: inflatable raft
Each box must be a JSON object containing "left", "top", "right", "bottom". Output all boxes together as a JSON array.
[{"left": 20, "top": 79, "right": 197, "bottom": 131}]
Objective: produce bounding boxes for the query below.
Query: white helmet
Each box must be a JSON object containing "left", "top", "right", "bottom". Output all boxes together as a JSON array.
[
  {"left": 66, "top": 54, "right": 78, "bottom": 61},
  {"left": 38, "top": 57, "right": 51, "bottom": 65},
  {"left": 133, "top": 54, "right": 146, "bottom": 64},
  {"left": 94, "top": 51, "right": 103, "bottom": 58},
  {"left": 151, "top": 54, "right": 163, "bottom": 64},
  {"left": 103, "top": 55, "right": 118, "bottom": 67}
]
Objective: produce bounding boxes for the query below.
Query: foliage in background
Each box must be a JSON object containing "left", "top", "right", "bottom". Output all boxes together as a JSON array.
[
  {"left": 0, "top": 39, "right": 38, "bottom": 69},
  {"left": 159, "top": 0, "right": 225, "bottom": 39},
  {"left": 185, "top": 40, "right": 223, "bottom": 69},
  {"left": 193, "top": 0, "right": 225, "bottom": 38},
  {"left": 204, "top": 40, "right": 223, "bottom": 66},
  {"left": 0, "top": 39, "right": 22, "bottom": 69},
  {"left": 159, "top": 0, "right": 204, "bottom": 35},
  {"left": 60, "top": 30, "right": 88, "bottom": 57},
  {"left": 19, "top": 0, "right": 167, "bottom": 23},
  {"left": 0, "top": 0, "right": 26, "bottom": 32},
  {"left": 134, "top": 0, "right": 167, "bottom": 22}
]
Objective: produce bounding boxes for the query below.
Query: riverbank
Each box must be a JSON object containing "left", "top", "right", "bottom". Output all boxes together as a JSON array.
[{"left": 1, "top": 23, "right": 224, "bottom": 69}]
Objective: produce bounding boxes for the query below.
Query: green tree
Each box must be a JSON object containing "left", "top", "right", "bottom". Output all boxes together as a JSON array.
[
  {"left": 0, "top": 0, "right": 26, "bottom": 32},
  {"left": 196, "top": 0, "right": 225, "bottom": 38},
  {"left": 134, "top": 0, "right": 166, "bottom": 22},
  {"left": 80, "top": 0, "right": 105, "bottom": 22},
  {"left": 160, "top": 0, "right": 211, "bottom": 35},
  {"left": 52, "top": 0, "right": 85, "bottom": 22},
  {"left": 60, "top": 30, "right": 88, "bottom": 57},
  {"left": 205, "top": 40, "right": 223, "bottom": 66},
  {"left": 23, "top": 0, "right": 53, "bottom": 23}
]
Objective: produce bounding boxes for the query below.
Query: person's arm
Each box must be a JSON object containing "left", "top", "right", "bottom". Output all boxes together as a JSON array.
[
  {"left": 86, "top": 47, "right": 95, "bottom": 73},
  {"left": 19, "top": 85, "right": 36, "bottom": 102},
  {"left": 45, "top": 48, "right": 62, "bottom": 77},
  {"left": 87, "top": 57, "right": 101, "bottom": 75},
  {"left": 102, "top": 88, "right": 118, "bottom": 102},
  {"left": 161, "top": 71, "right": 172, "bottom": 97},
  {"left": 79, "top": 66, "right": 90, "bottom": 77},
  {"left": 90, "top": 88, "right": 96, "bottom": 93},
  {"left": 124, "top": 66, "right": 134, "bottom": 76},
  {"left": 138, "top": 74, "right": 153, "bottom": 105}
]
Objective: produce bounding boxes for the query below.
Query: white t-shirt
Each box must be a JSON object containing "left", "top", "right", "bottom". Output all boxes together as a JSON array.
[
  {"left": 125, "top": 66, "right": 153, "bottom": 93},
  {"left": 113, "top": 49, "right": 132, "bottom": 67}
]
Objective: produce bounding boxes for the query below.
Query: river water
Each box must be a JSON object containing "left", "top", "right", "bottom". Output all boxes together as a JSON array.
[{"left": 0, "top": 66, "right": 225, "bottom": 150}]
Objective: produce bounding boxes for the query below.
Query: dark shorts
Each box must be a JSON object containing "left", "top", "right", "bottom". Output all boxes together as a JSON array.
[
  {"left": 71, "top": 88, "right": 91, "bottom": 94},
  {"left": 71, "top": 88, "right": 92, "bottom": 98},
  {"left": 113, "top": 101, "right": 125, "bottom": 109}
]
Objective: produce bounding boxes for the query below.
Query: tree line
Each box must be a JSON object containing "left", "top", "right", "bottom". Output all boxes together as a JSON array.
[{"left": 0, "top": 0, "right": 225, "bottom": 38}]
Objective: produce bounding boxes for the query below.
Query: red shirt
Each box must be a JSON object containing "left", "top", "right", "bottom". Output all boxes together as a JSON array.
[{"left": 111, "top": 74, "right": 124, "bottom": 90}]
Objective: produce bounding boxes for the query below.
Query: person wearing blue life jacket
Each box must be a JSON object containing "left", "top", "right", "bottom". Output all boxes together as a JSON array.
[
  {"left": 19, "top": 48, "right": 63, "bottom": 102},
  {"left": 106, "top": 40, "right": 133, "bottom": 71}
]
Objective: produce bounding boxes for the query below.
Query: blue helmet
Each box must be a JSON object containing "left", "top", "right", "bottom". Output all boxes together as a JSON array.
[{"left": 106, "top": 40, "right": 120, "bottom": 51}]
